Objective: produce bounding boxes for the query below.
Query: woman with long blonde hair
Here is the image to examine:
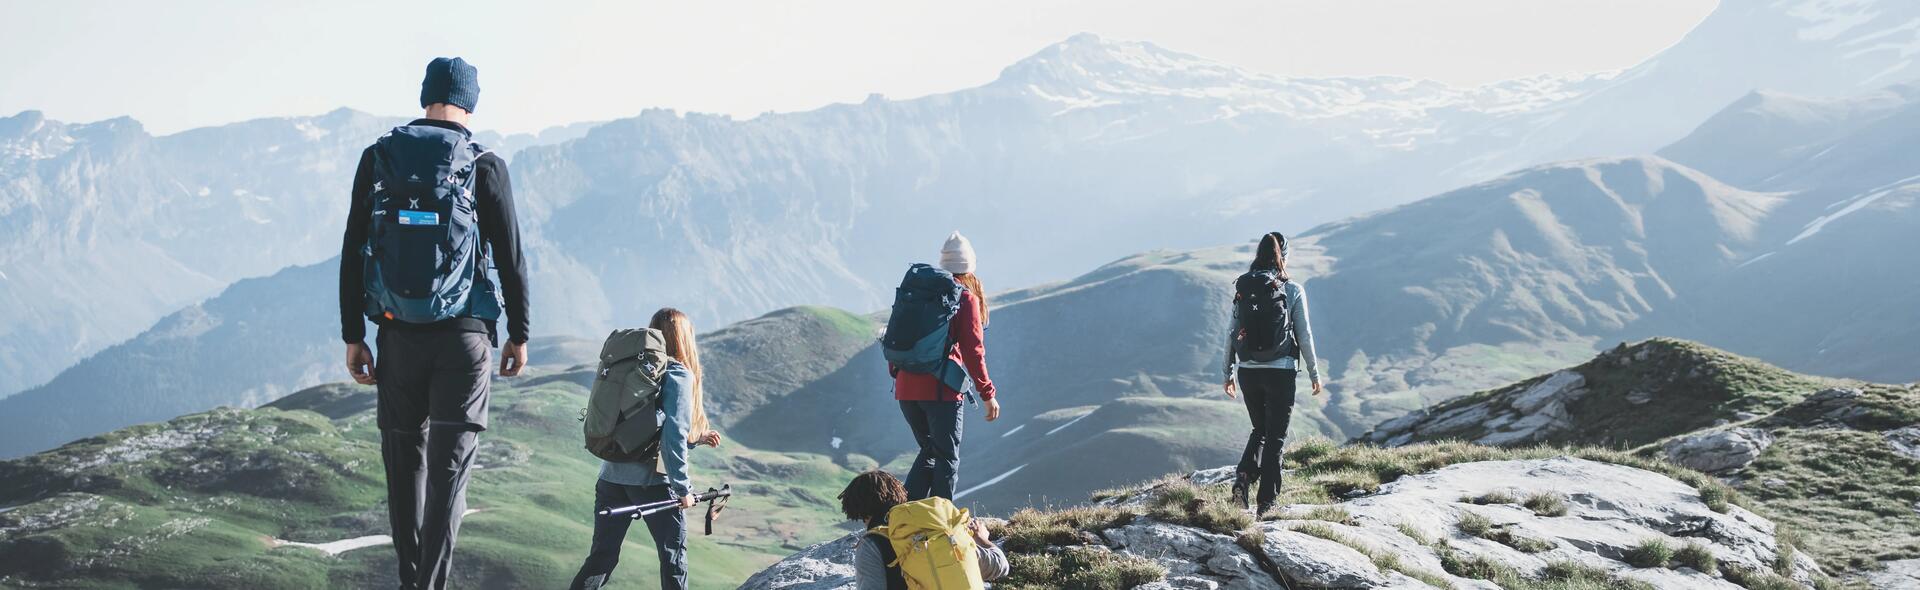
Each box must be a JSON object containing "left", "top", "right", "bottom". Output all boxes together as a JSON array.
[{"left": 570, "top": 308, "right": 720, "bottom": 590}]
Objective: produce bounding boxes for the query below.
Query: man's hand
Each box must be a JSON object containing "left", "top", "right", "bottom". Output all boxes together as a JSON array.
[
  {"left": 346, "top": 342, "right": 377, "bottom": 385},
  {"left": 984, "top": 397, "right": 1001, "bottom": 422},
  {"left": 1311, "top": 380, "right": 1324, "bottom": 397},
  {"left": 698, "top": 430, "right": 723, "bottom": 448},
  {"left": 1224, "top": 378, "right": 1237, "bottom": 399},
  {"left": 499, "top": 340, "right": 528, "bottom": 377},
  {"left": 968, "top": 519, "right": 993, "bottom": 546},
  {"left": 678, "top": 493, "right": 697, "bottom": 510}
]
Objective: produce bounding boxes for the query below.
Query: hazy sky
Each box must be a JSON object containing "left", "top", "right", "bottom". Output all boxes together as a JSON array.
[{"left": 1, "top": 0, "right": 1717, "bottom": 134}]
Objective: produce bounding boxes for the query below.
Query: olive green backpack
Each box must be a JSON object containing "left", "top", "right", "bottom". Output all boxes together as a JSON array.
[{"left": 582, "top": 328, "right": 674, "bottom": 463}]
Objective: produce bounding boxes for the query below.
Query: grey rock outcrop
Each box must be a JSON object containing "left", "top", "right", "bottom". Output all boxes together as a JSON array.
[
  {"left": 1865, "top": 558, "right": 1920, "bottom": 590},
  {"left": 1102, "top": 521, "right": 1272, "bottom": 589},
  {"left": 746, "top": 457, "right": 1825, "bottom": 589},
  {"left": 1363, "top": 370, "right": 1589, "bottom": 447},
  {"left": 738, "top": 531, "right": 861, "bottom": 590},
  {"left": 1885, "top": 426, "right": 1920, "bottom": 461},
  {"left": 1663, "top": 427, "right": 1774, "bottom": 473}
]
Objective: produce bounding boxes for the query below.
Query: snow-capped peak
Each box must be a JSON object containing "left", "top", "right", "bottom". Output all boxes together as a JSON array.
[{"left": 988, "top": 33, "right": 1609, "bottom": 150}]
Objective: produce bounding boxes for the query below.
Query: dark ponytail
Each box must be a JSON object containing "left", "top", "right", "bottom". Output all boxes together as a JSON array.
[{"left": 1249, "top": 232, "right": 1291, "bottom": 281}]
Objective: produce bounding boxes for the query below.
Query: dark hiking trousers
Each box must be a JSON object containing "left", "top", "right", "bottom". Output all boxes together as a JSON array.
[
  {"left": 1236, "top": 367, "right": 1297, "bottom": 507},
  {"left": 375, "top": 329, "right": 492, "bottom": 590},
  {"left": 570, "top": 480, "right": 688, "bottom": 590},
  {"left": 900, "top": 400, "right": 964, "bottom": 500}
]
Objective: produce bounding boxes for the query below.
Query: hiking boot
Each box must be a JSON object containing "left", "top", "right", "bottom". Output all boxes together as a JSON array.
[
  {"left": 1231, "top": 473, "right": 1252, "bottom": 511},
  {"left": 1255, "top": 502, "right": 1274, "bottom": 518}
]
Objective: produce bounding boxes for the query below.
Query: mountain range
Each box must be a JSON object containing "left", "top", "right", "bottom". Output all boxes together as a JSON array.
[
  {"left": 10, "top": 13, "right": 1920, "bottom": 461},
  {"left": 10, "top": 0, "right": 1913, "bottom": 403}
]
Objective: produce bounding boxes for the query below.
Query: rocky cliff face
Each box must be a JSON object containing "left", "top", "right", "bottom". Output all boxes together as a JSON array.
[{"left": 745, "top": 458, "right": 1828, "bottom": 589}]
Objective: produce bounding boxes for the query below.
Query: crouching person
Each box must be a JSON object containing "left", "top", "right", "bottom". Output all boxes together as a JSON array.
[{"left": 839, "top": 470, "right": 1008, "bottom": 589}]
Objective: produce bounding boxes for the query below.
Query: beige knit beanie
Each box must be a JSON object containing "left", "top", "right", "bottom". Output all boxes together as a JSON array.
[{"left": 939, "top": 231, "right": 976, "bottom": 274}]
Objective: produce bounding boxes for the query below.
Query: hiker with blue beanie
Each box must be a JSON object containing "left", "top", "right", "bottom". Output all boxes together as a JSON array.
[{"left": 339, "top": 56, "right": 531, "bottom": 590}]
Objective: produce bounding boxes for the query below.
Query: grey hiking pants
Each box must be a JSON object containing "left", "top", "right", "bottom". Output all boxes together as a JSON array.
[
  {"left": 900, "top": 400, "right": 964, "bottom": 501},
  {"left": 375, "top": 329, "right": 492, "bottom": 590}
]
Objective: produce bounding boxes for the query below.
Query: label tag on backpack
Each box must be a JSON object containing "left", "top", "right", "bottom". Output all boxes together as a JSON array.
[{"left": 396, "top": 210, "right": 440, "bottom": 225}]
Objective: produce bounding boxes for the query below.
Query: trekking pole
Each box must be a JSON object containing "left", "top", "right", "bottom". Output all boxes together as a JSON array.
[
  {"left": 598, "top": 485, "right": 734, "bottom": 535},
  {"left": 637, "top": 484, "right": 732, "bottom": 517},
  {"left": 596, "top": 496, "right": 681, "bottom": 519}
]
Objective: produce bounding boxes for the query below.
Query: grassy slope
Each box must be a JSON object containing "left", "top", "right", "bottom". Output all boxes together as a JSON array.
[
  {"left": 1736, "top": 383, "right": 1920, "bottom": 572},
  {"left": 1384, "top": 338, "right": 1832, "bottom": 448},
  {"left": 0, "top": 377, "right": 857, "bottom": 589}
]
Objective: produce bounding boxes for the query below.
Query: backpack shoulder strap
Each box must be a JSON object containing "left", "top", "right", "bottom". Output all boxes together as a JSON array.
[{"left": 865, "top": 530, "right": 908, "bottom": 590}]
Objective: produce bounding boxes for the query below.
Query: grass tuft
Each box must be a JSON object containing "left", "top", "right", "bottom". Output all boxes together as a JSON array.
[
  {"left": 1523, "top": 492, "right": 1570, "bottom": 517},
  {"left": 1144, "top": 480, "right": 1252, "bottom": 535},
  {"left": 993, "top": 505, "right": 1134, "bottom": 553},
  {"left": 1456, "top": 511, "right": 1495, "bottom": 537},
  {"left": 1723, "top": 566, "right": 1798, "bottom": 590},
  {"left": 1284, "top": 505, "right": 1356, "bottom": 526},
  {"left": 1000, "top": 547, "right": 1166, "bottom": 590},
  {"left": 1623, "top": 538, "right": 1675, "bottom": 568},
  {"left": 1673, "top": 542, "right": 1717, "bottom": 575},
  {"left": 1464, "top": 490, "right": 1521, "bottom": 505},
  {"left": 1395, "top": 522, "right": 1434, "bottom": 546}
]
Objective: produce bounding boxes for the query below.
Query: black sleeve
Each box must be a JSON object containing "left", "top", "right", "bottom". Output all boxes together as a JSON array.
[
  {"left": 476, "top": 153, "right": 530, "bottom": 344},
  {"left": 339, "top": 147, "right": 376, "bottom": 344}
]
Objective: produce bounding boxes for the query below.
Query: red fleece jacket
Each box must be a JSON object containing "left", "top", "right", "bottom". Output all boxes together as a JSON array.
[{"left": 893, "top": 289, "right": 995, "bottom": 401}]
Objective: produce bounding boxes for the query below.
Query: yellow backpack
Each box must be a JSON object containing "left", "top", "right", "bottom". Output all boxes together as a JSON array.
[{"left": 869, "top": 497, "right": 984, "bottom": 590}]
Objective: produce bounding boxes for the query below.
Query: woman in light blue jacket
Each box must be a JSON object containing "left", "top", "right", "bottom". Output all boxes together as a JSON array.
[
  {"left": 570, "top": 308, "right": 721, "bottom": 590},
  {"left": 1223, "top": 233, "right": 1321, "bottom": 516}
]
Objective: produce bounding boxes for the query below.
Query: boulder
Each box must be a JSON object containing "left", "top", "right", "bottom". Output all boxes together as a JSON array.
[
  {"left": 1865, "top": 558, "right": 1920, "bottom": 590},
  {"left": 1884, "top": 426, "right": 1920, "bottom": 461},
  {"left": 1255, "top": 526, "right": 1393, "bottom": 588},
  {"left": 1662, "top": 427, "right": 1774, "bottom": 473},
  {"left": 737, "top": 531, "right": 860, "bottom": 590},
  {"left": 1103, "top": 520, "right": 1275, "bottom": 589}
]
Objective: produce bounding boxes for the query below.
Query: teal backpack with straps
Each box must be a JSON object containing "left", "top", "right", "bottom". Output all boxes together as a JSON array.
[{"left": 361, "top": 124, "right": 501, "bottom": 324}]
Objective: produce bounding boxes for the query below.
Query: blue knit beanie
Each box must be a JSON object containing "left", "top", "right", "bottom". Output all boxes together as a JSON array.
[{"left": 420, "top": 57, "right": 480, "bottom": 113}]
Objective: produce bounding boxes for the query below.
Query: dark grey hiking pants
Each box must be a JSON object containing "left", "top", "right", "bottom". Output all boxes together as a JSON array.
[
  {"left": 375, "top": 329, "right": 492, "bottom": 590},
  {"left": 900, "top": 400, "right": 964, "bottom": 500},
  {"left": 570, "top": 480, "right": 688, "bottom": 590},
  {"left": 1236, "top": 367, "right": 1297, "bottom": 508}
]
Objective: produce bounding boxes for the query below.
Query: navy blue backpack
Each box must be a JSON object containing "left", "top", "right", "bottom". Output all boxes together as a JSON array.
[
  {"left": 361, "top": 124, "right": 502, "bottom": 324},
  {"left": 881, "top": 264, "right": 971, "bottom": 395}
]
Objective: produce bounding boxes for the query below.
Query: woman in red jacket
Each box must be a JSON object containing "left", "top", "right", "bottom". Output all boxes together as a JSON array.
[{"left": 893, "top": 232, "right": 1000, "bottom": 501}]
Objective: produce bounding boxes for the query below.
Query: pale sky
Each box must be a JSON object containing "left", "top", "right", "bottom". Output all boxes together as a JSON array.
[{"left": 1, "top": 0, "right": 1717, "bottom": 134}]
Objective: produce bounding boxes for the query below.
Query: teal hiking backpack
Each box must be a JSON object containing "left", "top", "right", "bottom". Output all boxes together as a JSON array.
[
  {"left": 361, "top": 124, "right": 501, "bottom": 324},
  {"left": 881, "top": 263, "right": 971, "bottom": 394}
]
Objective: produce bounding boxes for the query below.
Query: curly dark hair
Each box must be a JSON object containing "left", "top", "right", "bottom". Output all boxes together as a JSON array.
[{"left": 838, "top": 469, "right": 909, "bottom": 526}]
